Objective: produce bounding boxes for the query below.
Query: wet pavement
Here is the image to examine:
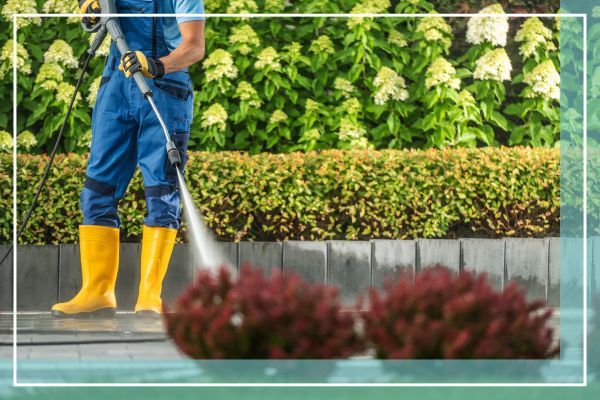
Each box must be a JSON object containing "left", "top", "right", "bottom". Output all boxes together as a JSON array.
[{"left": 0, "top": 312, "right": 184, "bottom": 361}]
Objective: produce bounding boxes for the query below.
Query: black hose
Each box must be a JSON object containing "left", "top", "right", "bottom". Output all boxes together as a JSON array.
[{"left": 0, "top": 51, "right": 95, "bottom": 267}]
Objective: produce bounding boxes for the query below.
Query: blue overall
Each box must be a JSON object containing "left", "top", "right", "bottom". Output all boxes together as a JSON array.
[{"left": 82, "top": 0, "right": 193, "bottom": 229}]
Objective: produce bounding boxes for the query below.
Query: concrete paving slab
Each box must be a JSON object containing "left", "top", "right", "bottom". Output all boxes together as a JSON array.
[
  {"left": 239, "top": 242, "right": 282, "bottom": 276},
  {"left": 327, "top": 241, "right": 371, "bottom": 305},
  {"left": 505, "top": 238, "right": 549, "bottom": 301},
  {"left": 417, "top": 239, "right": 460, "bottom": 272},
  {"left": 283, "top": 241, "right": 327, "bottom": 284},
  {"left": 462, "top": 239, "right": 505, "bottom": 291},
  {"left": 17, "top": 246, "right": 59, "bottom": 311},
  {"left": 371, "top": 240, "right": 416, "bottom": 288},
  {"left": 0, "top": 244, "right": 12, "bottom": 312}
]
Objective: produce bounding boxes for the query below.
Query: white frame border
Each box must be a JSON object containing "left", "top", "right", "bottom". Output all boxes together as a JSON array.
[{"left": 11, "top": 12, "right": 588, "bottom": 388}]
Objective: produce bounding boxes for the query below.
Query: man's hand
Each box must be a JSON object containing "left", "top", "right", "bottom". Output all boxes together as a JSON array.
[
  {"left": 79, "top": 0, "right": 101, "bottom": 29},
  {"left": 159, "top": 21, "right": 205, "bottom": 74},
  {"left": 119, "top": 51, "right": 165, "bottom": 79}
]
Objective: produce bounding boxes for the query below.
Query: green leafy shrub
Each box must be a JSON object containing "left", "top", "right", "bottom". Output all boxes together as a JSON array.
[
  {"left": 0, "top": 147, "right": 559, "bottom": 244},
  {"left": 0, "top": 1, "right": 561, "bottom": 154}
]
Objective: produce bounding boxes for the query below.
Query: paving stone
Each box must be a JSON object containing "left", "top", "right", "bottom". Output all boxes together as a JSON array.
[
  {"left": 57, "top": 244, "right": 81, "bottom": 303},
  {"left": 548, "top": 238, "right": 560, "bottom": 307},
  {"left": 238, "top": 242, "right": 282, "bottom": 276},
  {"left": 327, "top": 241, "right": 371, "bottom": 305},
  {"left": 559, "top": 237, "right": 584, "bottom": 308},
  {"left": 282, "top": 241, "right": 327, "bottom": 284},
  {"left": 115, "top": 243, "right": 141, "bottom": 311},
  {"left": 417, "top": 239, "right": 460, "bottom": 272},
  {"left": 0, "top": 245, "right": 13, "bottom": 312},
  {"left": 216, "top": 242, "right": 238, "bottom": 276},
  {"left": 505, "top": 238, "right": 549, "bottom": 301},
  {"left": 371, "top": 240, "right": 416, "bottom": 288},
  {"left": 17, "top": 246, "right": 59, "bottom": 311},
  {"left": 163, "top": 244, "right": 194, "bottom": 305},
  {"left": 462, "top": 239, "right": 505, "bottom": 291},
  {"left": 592, "top": 237, "right": 600, "bottom": 296}
]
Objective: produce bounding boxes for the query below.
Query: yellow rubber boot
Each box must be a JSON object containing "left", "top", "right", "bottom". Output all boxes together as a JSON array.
[
  {"left": 52, "top": 225, "right": 119, "bottom": 318},
  {"left": 134, "top": 225, "right": 177, "bottom": 317}
]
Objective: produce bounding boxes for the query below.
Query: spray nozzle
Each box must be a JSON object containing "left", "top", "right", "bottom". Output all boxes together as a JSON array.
[{"left": 166, "top": 140, "right": 182, "bottom": 169}]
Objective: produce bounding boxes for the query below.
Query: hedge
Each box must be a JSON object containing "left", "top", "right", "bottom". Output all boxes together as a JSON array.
[{"left": 0, "top": 147, "right": 559, "bottom": 244}]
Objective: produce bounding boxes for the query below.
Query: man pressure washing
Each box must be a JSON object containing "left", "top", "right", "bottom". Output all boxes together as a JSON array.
[{"left": 51, "top": 0, "right": 206, "bottom": 317}]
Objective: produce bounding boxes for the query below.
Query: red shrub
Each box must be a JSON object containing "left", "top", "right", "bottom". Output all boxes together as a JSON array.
[
  {"left": 164, "top": 265, "right": 363, "bottom": 359},
  {"left": 362, "top": 266, "right": 558, "bottom": 359}
]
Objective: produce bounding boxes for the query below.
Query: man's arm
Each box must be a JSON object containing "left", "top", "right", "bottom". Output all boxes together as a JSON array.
[{"left": 160, "top": 20, "right": 206, "bottom": 74}]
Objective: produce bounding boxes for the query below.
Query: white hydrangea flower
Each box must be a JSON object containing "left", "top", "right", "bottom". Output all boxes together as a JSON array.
[
  {"left": 228, "top": 25, "right": 260, "bottom": 55},
  {"left": 226, "top": 0, "right": 258, "bottom": 16},
  {"left": 87, "top": 75, "right": 102, "bottom": 107},
  {"left": 1, "top": 0, "right": 41, "bottom": 28},
  {"left": 466, "top": 4, "right": 509, "bottom": 47},
  {"left": 203, "top": 49, "right": 239, "bottom": 82},
  {"left": 515, "top": 17, "right": 556, "bottom": 59},
  {"left": 35, "top": 63, "right": 64, "bottom": 91},
  {"left": 16, "top": 130, "right": 37, "bottom": 151},
  {"left": 0, "top": 40, "right": 31, "bottom": 80},
  {"left": 254, "top": 47, "right": 281, "bottom": 71},
  {"left": 339, "top": 118, "right": 371, "bottom": 149},
  {"left": 90, "top": 33, "right": 111, "bottom": 57},
  {"left": 425, "top": 57, "right": 461, "bottom": 90},
  {"left": 473, "top": 48, "right": 512, "bottom": 81},
  {"left": 0, "top": 130, "right": 12, "bottom": 152},
  {"left": 301, "top": 128, "right": 320, "bottom": 142},
  {"left": 305, "top": 99, "right": 321, "bottom": 113},
  {"left": 201, "top": 104, "right": 228, "bottom": 131},
  {"left": 373, "top": 67, "right": 409, "bottom": 105},
  {"left": 388, "top": 30, "right": 408, "bottom": 47},
  {"left": 342, "top": 97, "right": 362, "bottom": 115},
  {"left": 43, "top": 0, "right": 79, "bottom": 23},
  {"left": 348, "top": 0, "right": 391, "bottom": 29},
  {"left": 284, "top": 42, "right": 302, "bottom": 59},
  {"left": 457, "top": 89, "right": 476, "bottom": 106},
  {"left": 416, "top": 16, "right": 453, "bottom": 50},
  {"left": 234, "top": 81, "right": 261, "bottom": 107},
  {"left": 523, "top": 60, "right": 560, "bottom": 101},
  {"left": 334, "top": 78, "right": 355, "bottom": 98},
  {"left": 44, "top": 40, "right": 79, "bottom": 69},
  {"left": 269, "top": 110, "right": 288, "bottom": 124},
  {"left": 56, "top": 82, "right": 81, "bottom": 105},
  {"left": 264, "top": 0, "right": 285, "bottom": 13},
  {"left": 309, "top": 35, "right": 335, "bottom": 55}
]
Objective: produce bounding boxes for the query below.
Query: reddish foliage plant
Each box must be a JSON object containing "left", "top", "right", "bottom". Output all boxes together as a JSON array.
[
  {"left": 165, "top": 265, "right": 363, "bottom": 359},
  {"left": 362, "top": 266, "right": 559, "bottom": 359}
]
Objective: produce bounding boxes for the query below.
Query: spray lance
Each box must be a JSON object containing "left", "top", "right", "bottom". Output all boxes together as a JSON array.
[{"left": 84, "top": 0, "right": 182, "bottom": 169}]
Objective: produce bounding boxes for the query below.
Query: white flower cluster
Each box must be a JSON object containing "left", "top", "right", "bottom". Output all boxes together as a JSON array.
[
  {"left": 90, "top": 33, "right": 112, "bottom": 57},
  {"left": 201, "top": 104, "right": 228, "bottom": 131},
  {"left": 309, "top": 35, "right": 335, "bottom": 55},
  {"left": 43, "top": 0, "right": 79, "bottom": 24},
  {"left": 17, "top": 130, "right": 37, "bottom": 150},
  {"left": 264, "top": 0, "right": 285, "bottom": 13},
  {"left": 254, "top": 47, "right": 281, "bottom": 71},
  {"left": 284, "top": 42, "right": 302, "bottom": 59},
  {"left": 425, "top": 57, "right": 461, "bottom": 90},
  {"left": 338, "top": 118, "right": 371, "bottom": 149},
  {"left": 226, "top": 0, "right": 258, "bottom": 15},
  {"left": 523, "top": 60, "right": 560, "bottom": 101},
  {"left": 269, "top": 110, "right": 288, "bottom": 125},
  {"left": 56, "top": 82, "right": 81, "bottom": 105},
  {"left": 466, "top": 4, "right": 509, "bottom": 47},
  {"left": 87, "top": 75, "right": 102, "bottom": 106},
  {"left": 388, "top": 30, "right": 408, "bottom": 48},
  {"left": 348, "top": 0, "right": 391, "bottom": 29},
  {"left": 1, "top": 0, "right": 41, "bottom": 28},
  {"left": 373, "top": 67, "right": 409, "bottom": 105},
  {"left": 305, "top": 99, "right": 321, "bottom": 113},
  {"left": 44, "top": 40, "right": 79, "bottom": 69},
  {"left": 228, "top": 25, "right": 260, "bottom": 55},
  {"left": 457, "top": 89, "right": 476, "bottom": 106},
  {"left": 341, "top": 98, "right": 362, "bottom": 116},
  {"left": 301, "top": 129, "right": 321, "bottom": 142},
  {"left": 515, "top": 17, "right": 556, "bottom": 59},
  {"left": 0, "top": 40, "right": 31, "bottom": 80},
  {"left": 235, "top": 81, "right": 262, "bottom": 107},
  {"left": 334, "top": 78, "right": 355, "bottom": 98},
  {"left": 416, "top": 16, "right": 453, "bottom": 50},
  {"left": 0, "top": 130, "right": 12, "bottom": 152},
  {"left": 203, "top": 49, "right": 239, "bottom": 82},
  {"left": 473, "top": 48, "right": 512, "bottom": 81},
  {"left": 35, "top": 63, "right": 64, "bottom": 91}
]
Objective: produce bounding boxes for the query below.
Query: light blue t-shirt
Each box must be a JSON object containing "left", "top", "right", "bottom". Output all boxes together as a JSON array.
[{"left": 162, "top": 0, "right": 205, "bottom": 51}]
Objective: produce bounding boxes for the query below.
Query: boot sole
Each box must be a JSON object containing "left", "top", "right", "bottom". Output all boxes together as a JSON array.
[
  {"left": 51, "top": 307, "right": 116, "bottom": 319},
  {"left": 134, "top": 310, "right": 162, "bottom": 319}
]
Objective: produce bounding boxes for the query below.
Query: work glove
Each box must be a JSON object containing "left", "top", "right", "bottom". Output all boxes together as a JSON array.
[
  {"left": 119, "top": 51, "right": 165, "bottom": 79},
  {"left": 78, "top": 0, "right": 101, "bottom": 29}
]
